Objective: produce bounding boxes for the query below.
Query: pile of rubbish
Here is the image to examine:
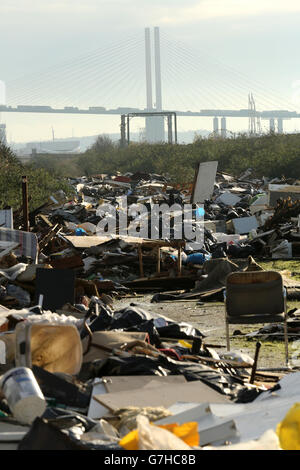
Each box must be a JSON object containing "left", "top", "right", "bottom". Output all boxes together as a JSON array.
[{"left": 1, "top": 163, "right": 300, "bottom": 450}]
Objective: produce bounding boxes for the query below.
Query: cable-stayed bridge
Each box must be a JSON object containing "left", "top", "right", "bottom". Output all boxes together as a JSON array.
[{"left": 1, "top": 27, "right": 299, "bottom": 139}]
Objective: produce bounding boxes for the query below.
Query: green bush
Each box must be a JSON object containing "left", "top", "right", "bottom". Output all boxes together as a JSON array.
[
  {"left": 0, "top": 143, "right": 73, "bottom": 211},
  {"left": 28, "top": 132, "right": 300, "bottom": 184}
]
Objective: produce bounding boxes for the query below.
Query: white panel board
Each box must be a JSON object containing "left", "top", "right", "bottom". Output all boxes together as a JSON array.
[
  {"left": 192, "top": 161, "right": 218, "bottom": 204},
  {"left": 232, "top": 216, "right": 259, "bottom": 234}
]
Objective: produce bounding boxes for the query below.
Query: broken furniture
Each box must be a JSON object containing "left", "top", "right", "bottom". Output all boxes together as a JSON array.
[
  {"left": 135, "top": 239, "right": 185, "bottom": 278},
  {"left": 224, "top": 271, "right": 289, "bottom": 366},
  {"left": 0, "top": 228, "right": 38, "bottom": 263},
  {"left": 0, "top": 242, "right": 20, "bottom": 259},
  {"left": 0, "top": 209, "right": 13, "bottom": 230},
  {"left": 15, "top": 321, "right": 82, "bottom": 375}
]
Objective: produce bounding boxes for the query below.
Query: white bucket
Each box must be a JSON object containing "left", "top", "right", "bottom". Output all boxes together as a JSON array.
[{"left": 0, "top": 367, "right": 46, "bottom": 425}]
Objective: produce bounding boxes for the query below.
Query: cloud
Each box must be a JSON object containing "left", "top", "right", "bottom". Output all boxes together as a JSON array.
[
  {"left": 3, "top": 0, "right": 300, "bottom": 29},
  {"left": 1, "top": 0, "right": 93, "bottom": 12},
  {"left": 158, "top": 0, "right": 300, "bottom": 25}
]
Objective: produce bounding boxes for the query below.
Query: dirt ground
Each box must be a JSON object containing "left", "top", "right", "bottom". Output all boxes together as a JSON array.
[{"left": 113, "top": 293, "right": 299, "bottom": 370}]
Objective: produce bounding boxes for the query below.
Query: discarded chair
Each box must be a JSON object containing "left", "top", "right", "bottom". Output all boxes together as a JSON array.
[{"left": 224, "top": 271, "right": 289, "bottom": 366}]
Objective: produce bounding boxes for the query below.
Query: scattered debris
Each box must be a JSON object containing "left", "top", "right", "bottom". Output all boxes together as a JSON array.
[{"left": 1, "top": 169, "right": 300, "bottom": 450}]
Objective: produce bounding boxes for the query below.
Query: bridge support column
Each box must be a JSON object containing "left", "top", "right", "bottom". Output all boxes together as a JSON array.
[
  {"left": 120, "top": 114, "right": 127, "bottom": 147},
  {"left": 221, "top": 117, "right": 226, "bottom": 138},
  {"left": 213, "top": 117, "right": 219, "bottom": 135},
  {"left": 167, "top": 115, "right": 173, "bottom": 143},
  {"left": 269, "top": 118, "right": 275, "bottom": 133},
  {"left": 127, "top": 115, "right": 130, "bottom": 144},
  {"left": 277, "top": 118, "right": 283, "bottom": 134}
]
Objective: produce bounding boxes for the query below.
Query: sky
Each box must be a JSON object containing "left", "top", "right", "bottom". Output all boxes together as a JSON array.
[{"left": 1, "top": 0, "right": 300, "bottom": 143}]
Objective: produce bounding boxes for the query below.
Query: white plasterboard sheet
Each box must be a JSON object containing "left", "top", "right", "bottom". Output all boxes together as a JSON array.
[
  {"left": 204, "top": 220, "right": 227, "bottom": 233},
  {"left": 268, "top": 184, "right": 300, "bottom": 206},
  {"left": 232, "top": 216, "right": 258, "bottom": 234},
  {"left": 0, "top": 432, "right": 27, "bottom": 441},
  {"left": 156, "top": 402, "right": 238, "bottom": 446},
  {"left": 166, "top": 402, "right": 210, "bottom": 416},
  {"left": 216, "top": 192, "right": 241, "bottom": 206},
  {"left": 0, "top": 443, "right": 19, "bottom": 450},
  {"left": 88, "top": 381, "right": 110, "bottom": 419},
  {"left": 106, "top": 180, "right": 131, "bottom": 188},
  {"left": 268, "top": 184, "right": 300, "bottom": 193},
  {"left": 250, "top": 205, "right": 268, "bottom": 215},
  {"left": 166, "top": 402, "right": 246, "bottom": 422},
  {"left": 0, "top": 422, "right": 29, "bottom": 435},
  {"left": 255, "top": 371, "right": 300, "bottom": 400},
  {"left": 164, "top": 398, "right": 288, "bottom": 443},
  {"left": 156, "top": 403, "right": 211, "bottom": 425},
  {"left": 83, "top": 256, "right": 97, "bottom": 271},
  {"left": 213, "top": 233, "right": 245, "bottom": 244},
  {"left": 192, "top": 161, "right": 218, "bottom": 204},
  {"left": 88, "top": 376, "right": 187, "bottom": 420},
  {"left": 195, "top": 377, "right": 300, "bottom": 445},
  {"left": 251, "top": 194, "right": 268, "bottom": 206},
  {"left": 65, "top": 236, "right": 112, "bottom": 248},
  {"left": 212, "top": 396, "right": 300, "bottom": 443},
  {"left": 102, "top": 375, "right": 187, "bottom": 394},
  {"left": 93, "top": 380, "right": 229, "bottom": 412}
]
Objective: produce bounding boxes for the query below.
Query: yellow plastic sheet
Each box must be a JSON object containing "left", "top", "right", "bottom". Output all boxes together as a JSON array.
[
  {"left": 120, "top": 421, "right": 199, "bottom": 450},
  {"left": 276, "top": 403, "right": 300, "bottom": 450},
  {"left": 160, "top": 422, "right": 199, "bottom": 447},
  {"left": 178, "top": 340, "right": 192, "bottom": 349}
]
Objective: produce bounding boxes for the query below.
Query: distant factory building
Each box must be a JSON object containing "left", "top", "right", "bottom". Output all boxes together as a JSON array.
[{"left": 25, "top": 139, "right": 80, "bottom": 154}]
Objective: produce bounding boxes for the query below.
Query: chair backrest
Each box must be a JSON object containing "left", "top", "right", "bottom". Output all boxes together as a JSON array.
[{"left": 226, "top": 271, "right": 284, "bottom": 317}]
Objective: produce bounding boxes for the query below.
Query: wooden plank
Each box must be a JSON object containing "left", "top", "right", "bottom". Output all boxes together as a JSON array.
[
  {"left": 177, "top": 242, "right": 182, "bottom": 277},
  {"left": 138, "top": 245, "right": 144, "bottom": 278},
  {"left": 157, "top": 247, "right": 161, "bottom": 274},
  {"left": 39, "top": 214, "right": 53, "bottom": 227},
  {"left": 39, "top": 224, "right": 60, "bottom": 251}
]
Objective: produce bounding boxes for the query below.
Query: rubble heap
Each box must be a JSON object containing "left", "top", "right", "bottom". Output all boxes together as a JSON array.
[{"left": 1, "top": 165, "right": 300, "bottom": 450}]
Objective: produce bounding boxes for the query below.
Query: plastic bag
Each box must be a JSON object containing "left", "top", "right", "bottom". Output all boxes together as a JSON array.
[
  {"left": 109, "top": 306, "right": 152, "bottom": 329},
  {"left": 186, "top": 253, "right": 211, "bottom": 265},
  {"left": 119, "top": 415, "right": 197, "bottom": 450},
  {"left": 6, "top": 284, "right": 31, "bottom": 308}
]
